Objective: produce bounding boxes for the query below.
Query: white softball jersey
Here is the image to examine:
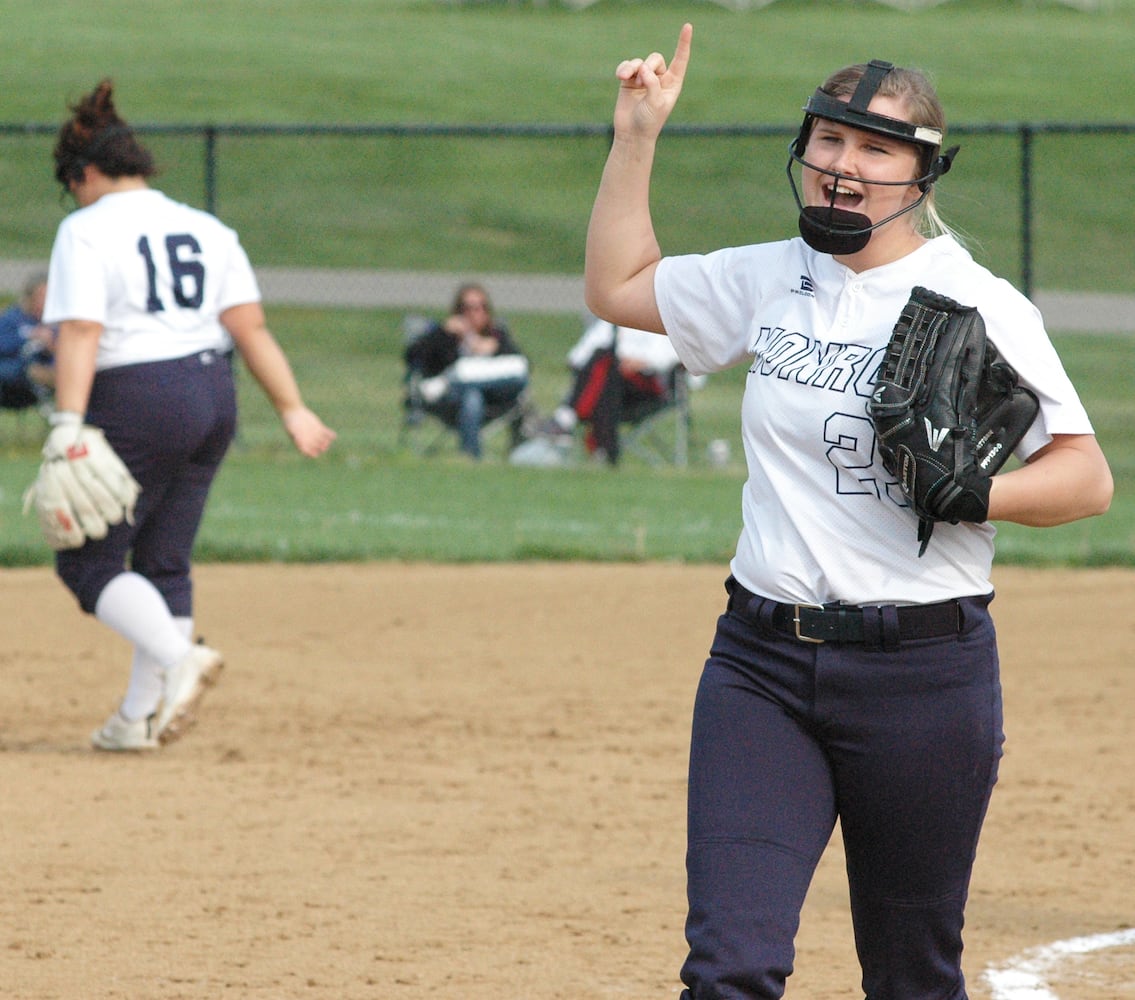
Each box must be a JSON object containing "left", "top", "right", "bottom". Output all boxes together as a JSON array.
[
  {"left": 656, "top": 234, "right": 1094, "bottom": 607},
  {"left": 44, "top": 188, "right": 261, "bottom": 370}
]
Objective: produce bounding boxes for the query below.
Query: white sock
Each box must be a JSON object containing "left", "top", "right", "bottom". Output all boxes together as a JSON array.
[
  {"left": 95, "top": 573, "right": 193, "bottom": 669},
  {"left": 554, "top": 405, "right": 578, "bottom": 430},
  {"left": 118, "top": 649, "right": 164, "bottom": 722},
  {"left": 117, "top": 616, "right": 196, "bottom": 722}
]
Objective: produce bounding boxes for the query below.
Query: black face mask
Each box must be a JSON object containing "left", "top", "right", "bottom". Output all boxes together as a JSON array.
[{"left": 797, "top": 205, "right": 875, "bottom": 256}]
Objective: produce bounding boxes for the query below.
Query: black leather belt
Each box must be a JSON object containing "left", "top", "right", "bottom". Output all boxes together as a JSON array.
[{"left": 728, "top": 579, "right": 961, "bottom": 645}]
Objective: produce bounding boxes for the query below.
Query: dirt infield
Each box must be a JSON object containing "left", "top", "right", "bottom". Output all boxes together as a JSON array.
[{"left": 2, "top": 562, "right": 1133, "bottom": 1000}]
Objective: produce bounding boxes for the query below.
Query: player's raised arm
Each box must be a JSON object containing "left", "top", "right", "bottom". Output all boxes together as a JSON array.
[{"left": 584, "top": 23, "right": 693, "bottom": 334}]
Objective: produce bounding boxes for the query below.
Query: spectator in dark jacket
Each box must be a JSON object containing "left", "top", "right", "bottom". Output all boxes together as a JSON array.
[{"left": 405, "top": 283, "right": 528, "bottom": 459}]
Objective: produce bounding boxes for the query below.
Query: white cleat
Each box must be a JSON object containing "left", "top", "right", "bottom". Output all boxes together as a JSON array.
[
  {"left": 91, "top": 709, "right": 159, "bottom": 752},
  {"left": 155, "top": 644, "right": 224, "bottom": 746}
]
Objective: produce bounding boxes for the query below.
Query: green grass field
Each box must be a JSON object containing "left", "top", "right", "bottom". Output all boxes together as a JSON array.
[
  {"left": 1, "top": 0, "right": 1131, "bottom": 567},
  {"left": 3, "top": 0, "right": 1135, "bottom": 287},
  {"left": 1, "top": 309, "right": 1129, "bottom": 567},
  {"left": 7, "top": 1, "right": 1135, "bottom": 125}
]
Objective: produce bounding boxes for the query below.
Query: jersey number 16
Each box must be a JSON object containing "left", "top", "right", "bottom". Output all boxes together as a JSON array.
[{"left": 138, "top": 234, "right": 205, "bottom": 312}]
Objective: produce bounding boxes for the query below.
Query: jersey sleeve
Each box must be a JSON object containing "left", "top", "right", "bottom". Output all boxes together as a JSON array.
[
  {"left": 655, "top": 242, "right": 794, "bottom": 375},
  {"left": 213, "top": 234, "right": 262, "bottom": 313},
  {"left": 43, "top": 219, "right": 109, "bottom": 326},
  {"left": 975, "top": 278, "right": 1095, "bottom": 459}
]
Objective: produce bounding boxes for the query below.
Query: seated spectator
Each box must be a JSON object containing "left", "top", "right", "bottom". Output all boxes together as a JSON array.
[
  {"left": 0, "top": 273, "right": 56, "bottom": 412},
  {"left": 522, "top": 318, "right": 681, "bottom": 466},
  {"left": 405, "top": 283, "right": 529, "bottom": 460}
]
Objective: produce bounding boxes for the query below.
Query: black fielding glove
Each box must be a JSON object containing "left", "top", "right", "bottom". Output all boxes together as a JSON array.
[{"left": 869, "top": 287, "right": 1038, "bottom": 556}]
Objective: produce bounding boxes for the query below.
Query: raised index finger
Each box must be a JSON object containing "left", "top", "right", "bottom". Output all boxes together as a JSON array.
[{"left": 667, "top": 23, "right": 694, "bottom": 82}]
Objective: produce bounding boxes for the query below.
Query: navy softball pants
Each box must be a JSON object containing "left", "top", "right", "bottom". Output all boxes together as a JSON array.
[
  {"left": 56, "top": 350, "right": 237, "bottom": 616},
  {"left": 680, "top": 580, "right": 1003, "bottom": 1000}
]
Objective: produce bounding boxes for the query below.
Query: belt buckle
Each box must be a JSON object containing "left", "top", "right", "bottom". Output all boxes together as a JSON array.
[{"left": 793, "top": 603, "right": 825, "bottom": 644}]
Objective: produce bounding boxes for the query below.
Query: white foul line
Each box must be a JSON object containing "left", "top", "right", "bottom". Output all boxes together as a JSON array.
[{"left": 984, "top": 927, "right": 1135, "bottom": 999}]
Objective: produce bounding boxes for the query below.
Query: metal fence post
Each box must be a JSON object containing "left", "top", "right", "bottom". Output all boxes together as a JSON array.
[
  {"left": 1020, "top": 124, "right": 1034, "bottom": 299},
  {"left": 204, "top": 126, "right": 218, "bottom": 217}
]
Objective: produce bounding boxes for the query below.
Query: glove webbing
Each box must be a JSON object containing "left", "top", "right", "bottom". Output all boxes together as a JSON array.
[{"left": 881, "top": 299, "right": 948, "bottom": 404}]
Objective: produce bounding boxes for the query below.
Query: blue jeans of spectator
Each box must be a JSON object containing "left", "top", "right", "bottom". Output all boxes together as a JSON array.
[{"left": 445, "top": 375, "right": 526, "bottom": 458}]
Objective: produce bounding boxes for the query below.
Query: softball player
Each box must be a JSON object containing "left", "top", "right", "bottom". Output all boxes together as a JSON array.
[
  {"left": 585, "top": 25, "right": 1113, "bottom": 1000},
  {"left": 44, "top": 80, "right": 336, "bottom": 752}
]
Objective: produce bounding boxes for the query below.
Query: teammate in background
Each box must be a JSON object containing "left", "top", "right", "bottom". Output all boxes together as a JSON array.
[
  {"left": 585, "top": 24, "right": 1112, "bottom": 1000},
  {"left": 527, "top": 318, "right": 681, "bottom": 465},
  {"left": 44, "top": 80, "right": 336, "bottom": 752},
  {"left": 0, "top": 272, "right": 56, "bottom": 412}
]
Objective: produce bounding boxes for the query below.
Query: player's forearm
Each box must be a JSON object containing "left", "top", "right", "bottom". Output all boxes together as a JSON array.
[
  {"left": 229, "top": 316, "right": 335, "bottom": 457},
  {"left": 584, "top": 135, "right": 666, "bottom": 333},
  {"left": 223, "top": 303, "right": 307, "bottom": 416},
  {"left": 52, "top": 320, "right": 102, "bottom": 417},
  {"left": 241, "top": 333, "right": 307, "bottom": 416},
  {"left": 988, "top": 434, "right": 1113, "bottom": 526}
]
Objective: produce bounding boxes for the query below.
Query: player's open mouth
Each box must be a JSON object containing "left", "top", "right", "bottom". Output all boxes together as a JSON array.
[{"left": 823, "top": 182, "right": 862, "bottom": 208}]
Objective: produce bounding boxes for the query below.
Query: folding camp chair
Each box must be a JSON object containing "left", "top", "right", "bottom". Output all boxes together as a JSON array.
[
  {"left": 619, "top": 364, "right": 692, "bottom": 468},
  {"left": 398, "top": 314, "right": 534, "bottom": 459}
]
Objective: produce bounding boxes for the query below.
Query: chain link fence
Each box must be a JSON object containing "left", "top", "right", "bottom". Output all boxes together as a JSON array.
[{"left": 2, "top": 121, "right": 1133, "bottom": 313}]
